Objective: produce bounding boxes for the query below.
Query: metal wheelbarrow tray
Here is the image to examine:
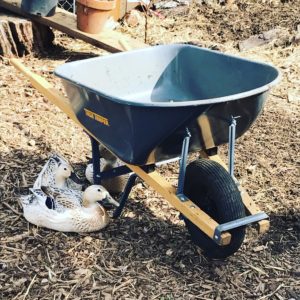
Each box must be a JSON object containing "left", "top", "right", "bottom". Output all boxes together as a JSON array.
[
  {"left": 12, "top": 44, "right": 279, "bottom": 259},
  {"left": 55, "top": 44, "right": 279, "bottom": 165}
]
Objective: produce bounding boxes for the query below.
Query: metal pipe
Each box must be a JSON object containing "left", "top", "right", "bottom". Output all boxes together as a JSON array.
[
  {"left": 90, "top": 136, "right": 101, "bottom": 184},
  {"left": 113, "top": 174, "right": 137, "bottom": 218},
  {"left": 177, "top": 128, "right": 191, "bottom": 198},
  {"left": 228, "top": 117, "right": 237, "bottom": 178}
]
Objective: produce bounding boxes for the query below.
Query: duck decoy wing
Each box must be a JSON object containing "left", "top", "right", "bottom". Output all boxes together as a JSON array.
[
  {"left": 41, "top": 186, "right": 82, "bottom": 211},
  {"left": 30, "top": 187, "right": 57, "bottom": 209},
  {"left": 33, "top": 156, "right": 60, "bottom": 188},
  {"left": 33, "top": 159, "right": 52, "bottom": 189}
]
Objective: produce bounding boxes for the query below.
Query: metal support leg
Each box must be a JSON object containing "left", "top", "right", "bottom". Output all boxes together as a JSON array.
[
  {"left": 228, "top": 117, "right": 237, "bottom": 178},
  {"left": 113, "top": 174, "right": 137, "bottom": 218},
  {"left": 176, "top": 128, "right": 191, "bottom": 201},
  {"left": 90, "top": 136, "right": 101, "bottom": 184}
]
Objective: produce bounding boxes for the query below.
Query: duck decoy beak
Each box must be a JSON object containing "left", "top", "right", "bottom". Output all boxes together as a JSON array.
[
  {"left": 106, "top": 194, "right": 120, "bottom": 207},
  {"left": 99, "top": 193, "right": 119, "bottom": 207}
]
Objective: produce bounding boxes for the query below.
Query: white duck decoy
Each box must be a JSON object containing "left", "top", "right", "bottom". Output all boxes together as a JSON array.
[
  {"left": 85, "top": 144, "right": 129, "bottom": 194},
  {"left": 34, "top": 154, "right": 83, "bottom": 190},
  {"left": 21, "top": 185, "right": 118, "bottom": 232}
]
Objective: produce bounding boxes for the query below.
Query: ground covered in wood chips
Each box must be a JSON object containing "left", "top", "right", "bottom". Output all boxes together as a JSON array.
[{"left": 0, "top": 0, "right": 299, "bottom": 299}]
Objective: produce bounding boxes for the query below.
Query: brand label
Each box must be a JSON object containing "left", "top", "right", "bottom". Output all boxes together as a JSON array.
[{"left": 84, "top": 108, "right": 109, "bottom": 126}]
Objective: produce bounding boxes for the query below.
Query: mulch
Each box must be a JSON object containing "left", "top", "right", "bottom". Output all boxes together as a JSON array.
[{"left": 0, "top": 1, "right": 299, "bottom": 299}]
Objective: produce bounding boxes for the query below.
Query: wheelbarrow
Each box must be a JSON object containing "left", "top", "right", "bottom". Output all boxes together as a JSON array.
[{"left": 11, "top": 44, "right": 280, "bottom": 258}]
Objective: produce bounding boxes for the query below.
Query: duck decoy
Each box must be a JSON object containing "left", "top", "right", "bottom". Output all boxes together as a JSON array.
[
  {"left": 21, "top": 185, "right": 118, "bottom": 232},
  {"left": 34, "top": 154, "right": 83, "bottom": 190}
]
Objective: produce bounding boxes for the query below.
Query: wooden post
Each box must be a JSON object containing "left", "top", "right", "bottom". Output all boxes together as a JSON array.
[{"left": 0, "top": 11, "right": 54, "bottom": 57}]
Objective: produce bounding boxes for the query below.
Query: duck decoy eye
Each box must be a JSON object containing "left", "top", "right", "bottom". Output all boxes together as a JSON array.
[{"left": 97, "top": 189, "right": 101, "bottom": 192}]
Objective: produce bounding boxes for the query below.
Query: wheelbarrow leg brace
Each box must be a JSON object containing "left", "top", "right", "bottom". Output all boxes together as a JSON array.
[
  {"left": 176, "top": 128, "right": 191, "bottom": 201},
  {"left": 113, "top": 173, "right": 137, "bottom": 218},
  {"left": 90, "top": 136, "right": 102, "bottom": 185}
]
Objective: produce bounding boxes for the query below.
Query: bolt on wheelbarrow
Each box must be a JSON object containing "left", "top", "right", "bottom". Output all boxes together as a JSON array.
[{"left": 11, "top": 44, "right": 280, "bottom": 259}]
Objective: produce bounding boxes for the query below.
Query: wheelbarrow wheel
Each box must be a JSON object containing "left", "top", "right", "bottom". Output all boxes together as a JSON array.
[{"left": 183, "top": 158, "right": 246, "bottom": 259}]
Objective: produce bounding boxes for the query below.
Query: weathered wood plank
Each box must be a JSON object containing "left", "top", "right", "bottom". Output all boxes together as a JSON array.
[{"left": 0, "top": 0, "right": 147, "bottom": 53}]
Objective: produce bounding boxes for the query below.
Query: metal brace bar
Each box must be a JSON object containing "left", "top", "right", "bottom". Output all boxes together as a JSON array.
[
  {"left": 90, "top": 136, "right": 101, "bottom": 184},
  {"left": 228, "top": 116, "right": 238, "bottom": 178},
  {"left": 113, "top": 174, "right": 137, "bottom": 218},
  {"left": 213, "top": 212, "right": 269, "bottom": 244},
  {"left": 176, "top": 128, "right": 191, "bottom": 201},
  {"left": 99, "top": 165, "right": 132, "bottom": 180}
]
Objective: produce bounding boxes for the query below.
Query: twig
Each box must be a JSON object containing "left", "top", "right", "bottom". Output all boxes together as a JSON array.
[
  {"left": 65, "top": 281, "right": 79, "bottom": 300},
  {"left": 248, "top": 264, "right": 268, "bottom": 276},
  {"left": 23, "top": 274, "right": 37, "bottom": 300},
  {"left": 1, "top": 232, "right": 29, "bottom": 243},
  {"left": 0, "top": 245, "right": 24, "bottom": 252},
  {"left": 257, "top": 283, "right": 284, "bottom": 300},
  {"left": 46, "top": 248, "right": 52, "bottom": 264},
  {"left": 112, "top": 279, "right": 133, "bottom": 294},
  {"left": 3, "top": 201, "right": 22, "bottom": 215},
  {"left": 65, "top": 272, "right": 92, "bottom": 300},
  {"left": 141, "top": 1, "right": 153, "bottom": 43},
  {"left": 271, "top": 93, "right": 286, "bottom": 99},
  {"left": 12, "top": 291, "right": 24, "bottom": 300},
  {"left": 67, "top": 240, "right": 84, "bottom": 253}
]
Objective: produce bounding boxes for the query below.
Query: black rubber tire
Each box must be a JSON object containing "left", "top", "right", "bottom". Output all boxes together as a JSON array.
[{"left": 183, "top": 158, "right": 246, "bottom": 259}]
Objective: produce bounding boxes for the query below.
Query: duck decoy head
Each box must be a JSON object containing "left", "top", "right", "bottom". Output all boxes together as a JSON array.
[
  {"left": 83, "top": 185, "right": 119, "bottom": 207},
  {"left": 56, "top": 163, "right": 73, "bottom": 180}
]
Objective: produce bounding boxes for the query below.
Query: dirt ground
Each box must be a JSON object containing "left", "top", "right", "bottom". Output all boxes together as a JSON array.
[{"left": 0, "top": 0, "right": 299, "bottom": 299}]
